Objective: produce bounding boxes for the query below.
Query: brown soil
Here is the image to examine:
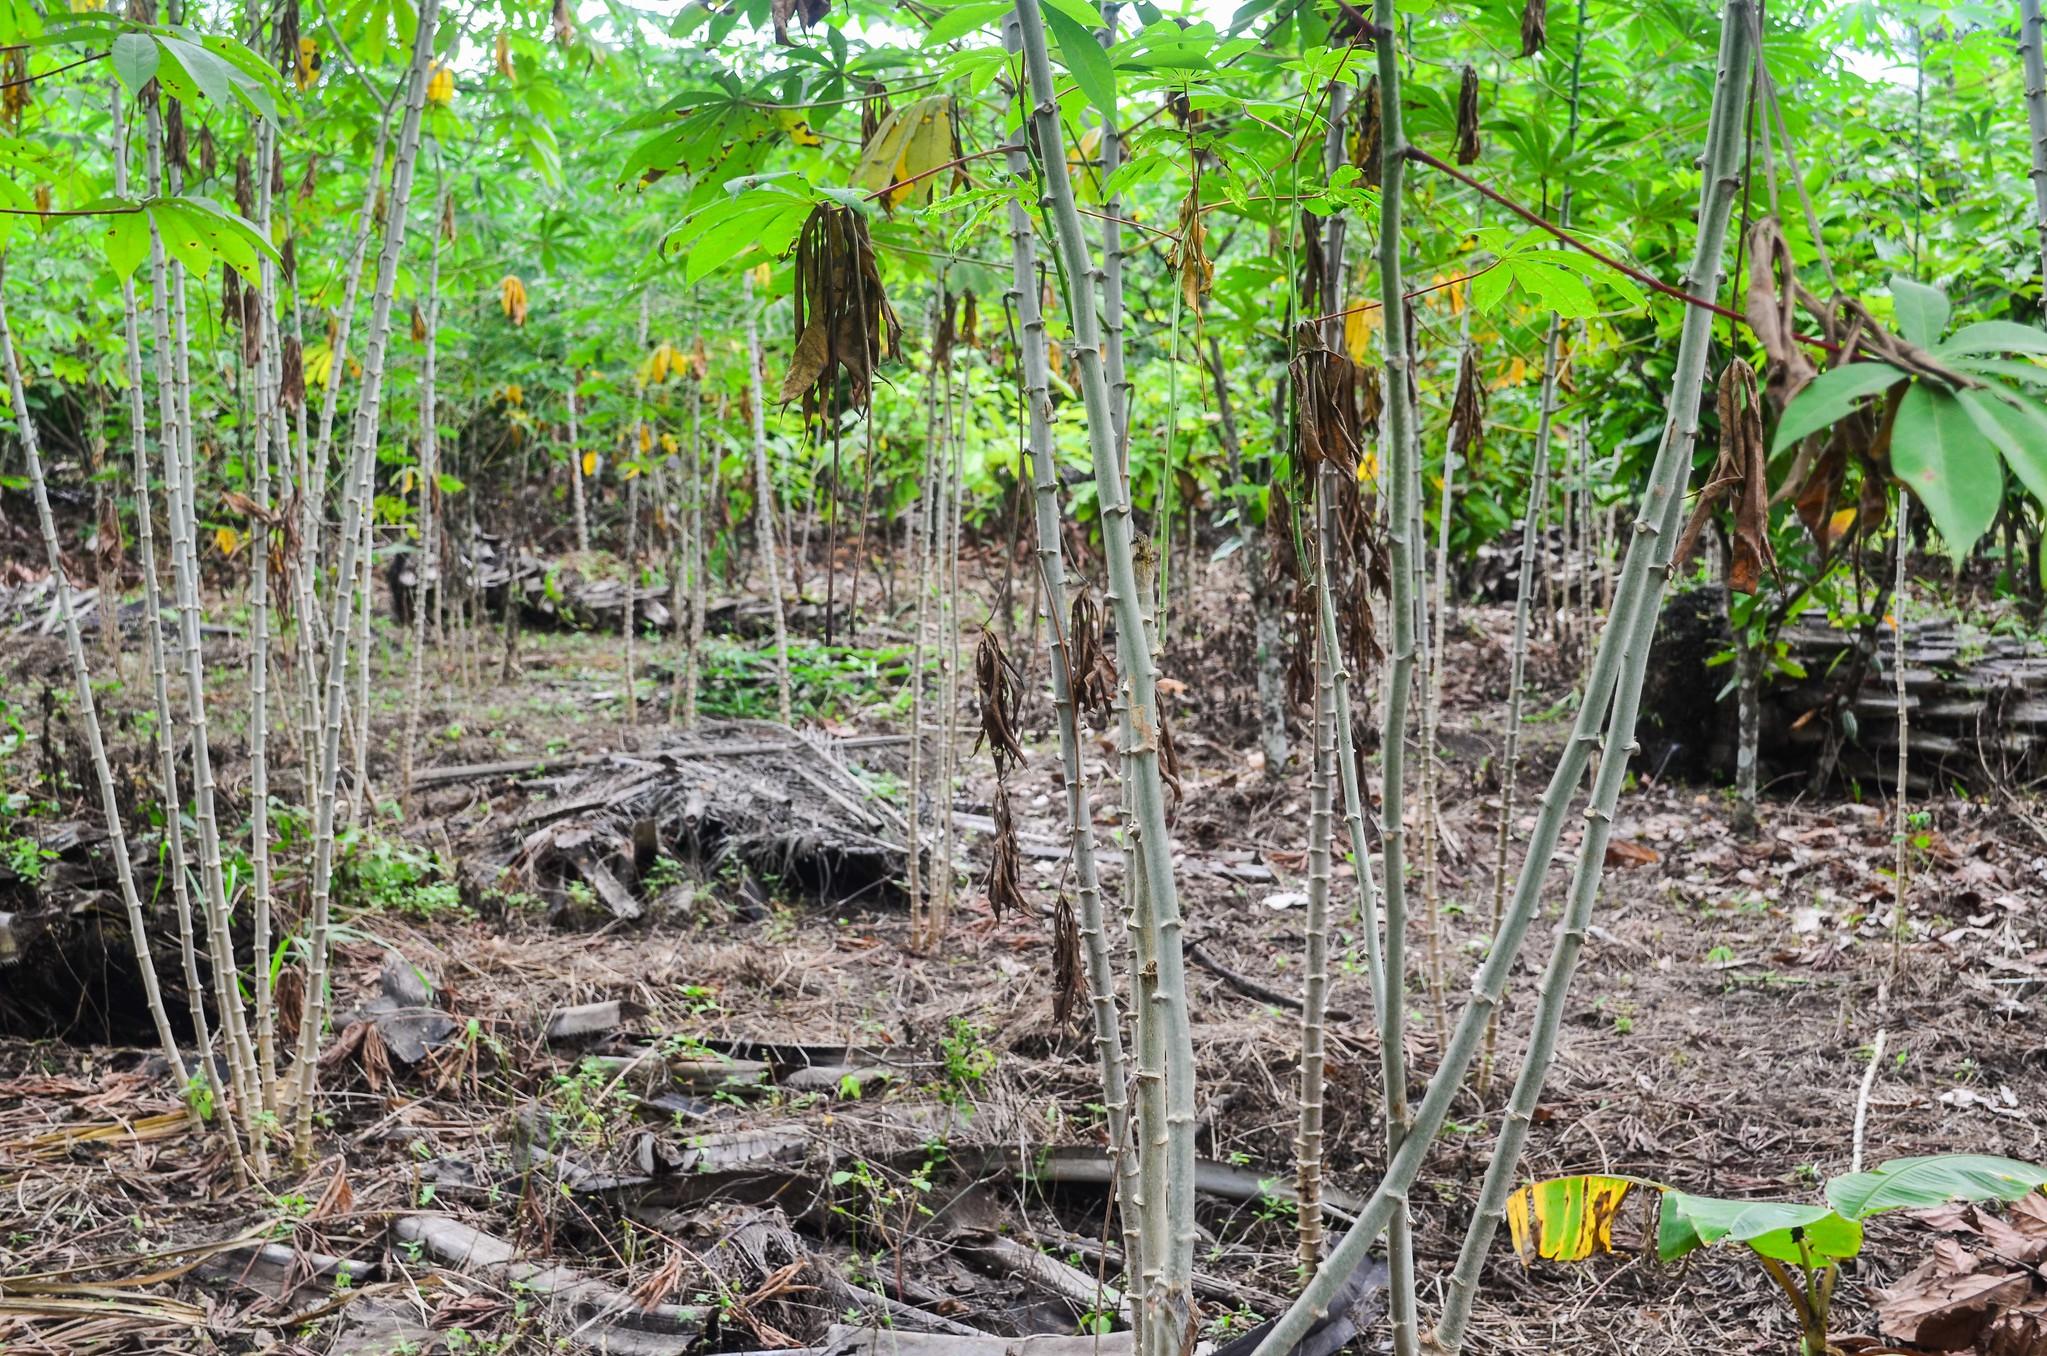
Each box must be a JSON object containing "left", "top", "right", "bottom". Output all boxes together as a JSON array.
[{"left": 2, "top": 556, "right": 2044, "bottom": 1356}]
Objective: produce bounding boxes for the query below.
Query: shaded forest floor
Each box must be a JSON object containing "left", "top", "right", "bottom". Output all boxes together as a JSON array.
[{"left": 2, "top": 542, "right": 2045, "bottom": 1356}]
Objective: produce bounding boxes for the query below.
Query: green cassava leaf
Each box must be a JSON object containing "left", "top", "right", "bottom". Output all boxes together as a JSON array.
[
  {"left": 922, "top": 1, "right": 1010, "bottom": 46},
  {"left": 1770, "top": 362, "right": 1905, "bottom": 455},
  {"left": 1891, "top": 382, "right": 2002, "bottom": 562},
  {"left": 1889, "top": 274, "right": 1950, "bottom": 350},
  {"left": 1042, "top": 4, "right": 1115, "bottom": 120},
  {"left": 111, "top": 32, "right": 158, "bottom": 95},
  {"left": 1957, "top": 388, "right": 2047, "bottom": 507},
  {"left": 1937, "top": 320, "right": 2047, "bottom": 358}
]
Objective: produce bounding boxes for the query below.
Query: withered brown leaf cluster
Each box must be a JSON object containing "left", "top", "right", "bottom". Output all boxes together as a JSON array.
[
  {"left": 1292, "top": 323, "right": 1366, "bottom": 482},
  {"left": 1876, "top": 1197, "right": 2047, "bottom": 1355},
  {"left": 1448, "top": 344, "right": 1486, "bottom": 460},
  {"left": 1519, "top": 0, "right": 1547, "bottom": 57},
  {"left": 1067, "top": 589, "right": 1117, "bottom": 727},
  {"left": 779, "top": 204, "right": 902, "bottom": 423},
  {"left": 1741, "top": 216, "right": 1978, "bottom": 560},
  {"left": 769, "top": 0, "right": 829, "bottom": 46},
  {"left": 973, "top": 628, "right": 1026, "bottom": 775},
  {"left": 1455, "top": 65, "right": 1482, "bottom": 165},
  {"left": 1349, "top": 76, "right": 1383, "bottom": 187},
  {"left": 1677, "top": 359, "right": 1774, "bottom": 593}
]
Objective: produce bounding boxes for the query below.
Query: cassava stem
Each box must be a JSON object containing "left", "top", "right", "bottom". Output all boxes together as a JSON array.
[{"left": 1254, "top": 5, "right": 1755, "bottom": 1351}]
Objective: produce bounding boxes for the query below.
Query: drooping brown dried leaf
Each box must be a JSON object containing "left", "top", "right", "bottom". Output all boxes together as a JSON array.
[
  {"left": 1744, "top": 218, "right": 1820, "bottom": 414},
  {"left": 240, "top": 286, "right": 263, "bottom": 367},
  {"left": 552, "top": 0, "right": 574, "bottom": 44},
  {"left": 1447, "top": 344, "right": 1486, "bottom": 458},
  {"left": 1519, "top": 0, "right": 1547, "bottom": 56},
  {"left": 1455, "top": 65, "right": 1482, "bottom": 165},
  {"left": 281, "top": 336, "right": 306, "bottom": 409},
  {"left": 770, "top": 0, "right": 830, "bottom": 46},
  {"left": 779, "top": 204, "right": 902, "bottom": 422},
  {"left": 1350, "top": 76, "right": 1382, "bottom": 187},
  {"left": 1050, "top": 892, "right": 1082, "bottom": 1026},
  {"left": 859, "top": 81, "right": 891, "bottom": 152},
  {"left": 277, "top": 0, "right": 301, "bottom": 80},
  {"left": 1675, "top": 359, "right": 1774, "bottom": 593},
  {"left": 220, "top": 268, "right": 242, "bottom": 328},
  {"left": 298, "top": 154, "right": 319, "bottom": 202},
  {"left": 1068, "top": 589, "right": 1117, "bottom": 726},
  {"left": 1291, "top": 323, "right": 1364, "bottom": 483},
  {"left": 982, "top": 785, "right": 1026, "bottom": 922},
  {"left": 164, "top": 98, "right": 187, "bottom": 171},
  {"left": 200, "top": 125, "right": 217, "bottom": 181},
  {"left": 1168, "top": 184, "right": 1213, "bottom": 312},
  {"left": 973, "top": 628, "right": 1026, "bottom": 774}
]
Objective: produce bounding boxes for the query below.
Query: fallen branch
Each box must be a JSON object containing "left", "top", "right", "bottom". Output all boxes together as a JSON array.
[
  {"left": 393, "top": 1214, "right": 705, "bottom": 1356},
  {"left": 1188, "top": 939, "right": 1357, "bottom": 1024}
]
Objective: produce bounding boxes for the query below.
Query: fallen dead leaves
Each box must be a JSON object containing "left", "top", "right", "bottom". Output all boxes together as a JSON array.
[{"left": 1876, "top": 1195, "right": 2047, "bottom": 1354}]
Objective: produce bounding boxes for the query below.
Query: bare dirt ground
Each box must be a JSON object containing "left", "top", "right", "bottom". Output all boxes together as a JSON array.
[{"left": 2, "top": 548, "right": 2045, "bottom": 1356}]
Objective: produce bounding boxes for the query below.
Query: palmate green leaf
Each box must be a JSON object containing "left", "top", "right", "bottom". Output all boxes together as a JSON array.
[
  {"left": 1948, "top": 356, "right": 2047, "bottom": 388},
  {"left": 1892, "top": 382, "right": 2002, "bottom": 562},
  {"left": 1510, "top": 259, "right": 1598, "bottom": 318},
  {"left": 148, "top": 195, "right": 282, "bottom": 282},
  {"left": 111, "top": 32, "right": 158, "bottom": 96},
  {"left": 1825, "top": 1155, "right": 2047, "bottom": 1221},
  {"left": 70, "top": 196, "right": 153, "bottom": 279},
  {"left": 1957, "top": 388, "right": 2047, "bottom": 506},
  {"left": 1889, "top": 274, "right": 1950, "bottom": 349},
  {"left": 1769, "top": 362, "right": 1904, "bottom": 455},
  {"left": 1042, "top": 4, "right": 1116, "bottom": 120},
  {"left": 1937, "top": 320, "right": 2047, "bottom": 358},
  {"left": 922, "top": 1, "right": 1010, "bottom": 46},
  {"left": 1658, "top": 1193, "right": 1863, "bottom": 1264}
]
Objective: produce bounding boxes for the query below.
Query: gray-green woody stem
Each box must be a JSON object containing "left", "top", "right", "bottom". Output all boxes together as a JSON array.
[
  {"left": 1254, "top": 5, "right": 1755, "bottom": 1352},
  {"left": 1482, "top": 2, "right": 1584, "bottom": 1094},
  {"left": 1010, "top": 1, "right": 1198, "bottom": 1347},
  {"left": 294, "top": 0, "right": 443, "bottom": 1163},
  {"left": 2023, "top": 0, "right": 2047, "bottom": 320},
  {"left": 0, "top": 275, "right": 190, "bottom": 1107},
  {"left": 1431, "top": 16, "right": 1751, "bottom": 1322},
  {"left": 1356, "top": 18, "right": 1422, "bottom": 1353},
  {"left": 1001, "top": 7, "right": 1136, "bottom": 1280}
]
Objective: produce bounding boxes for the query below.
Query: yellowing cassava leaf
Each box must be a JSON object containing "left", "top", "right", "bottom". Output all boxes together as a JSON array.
[{"left": 581, "top": 451, "right": 599, "bottom": 477}]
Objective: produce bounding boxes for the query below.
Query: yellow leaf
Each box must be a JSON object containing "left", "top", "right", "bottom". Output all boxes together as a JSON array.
[
  {"left": 773, "top": 109, "right": 823, "bottom": 147},
  {"left": 1356, "top": 450, "right": 1379, "bottom": 485},
  {"left": 751, "top": 263, "right": 771, "bottom": 288},
  {"left": 426, "top": 64, "right": 454, "bottom": 107},
  {"left": 1490, "top": 355, "right": 1529, "bottom": 390},
  {"left": 1343, "top": 303, "right": 1378, "bottom": 365},
  {"left": 851, "top": 96, "right": 954, "bottom": 209},
  {"left": 1505, "top": 1176, "right": 1642, "bottom": 1265},
  {"left": 213, "top": 526, "right": 245, "bottom": 558},
  {"left": 494, "top": 31, "right": 514, "bottom": 81},
  {"left": 638, "top": 425, "right": 651, "bottom": 454},
  {"left": 1829, "top": 507, "right": 1857, "bottom": 539},
  {"left": 295, "top": 38, "right": 319, "bottom": 91},
  {"left": 660, "top": 432, "right": 678, "bottom": 455},
  {"left": 499, "top": 275, "right": 528, "bottom": 326},
  {"left": 581, "top": 451, "right": 598, "bottom": 477},
  {"left": 400, "top": 467, "right": 416, "bottom": 495}
]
